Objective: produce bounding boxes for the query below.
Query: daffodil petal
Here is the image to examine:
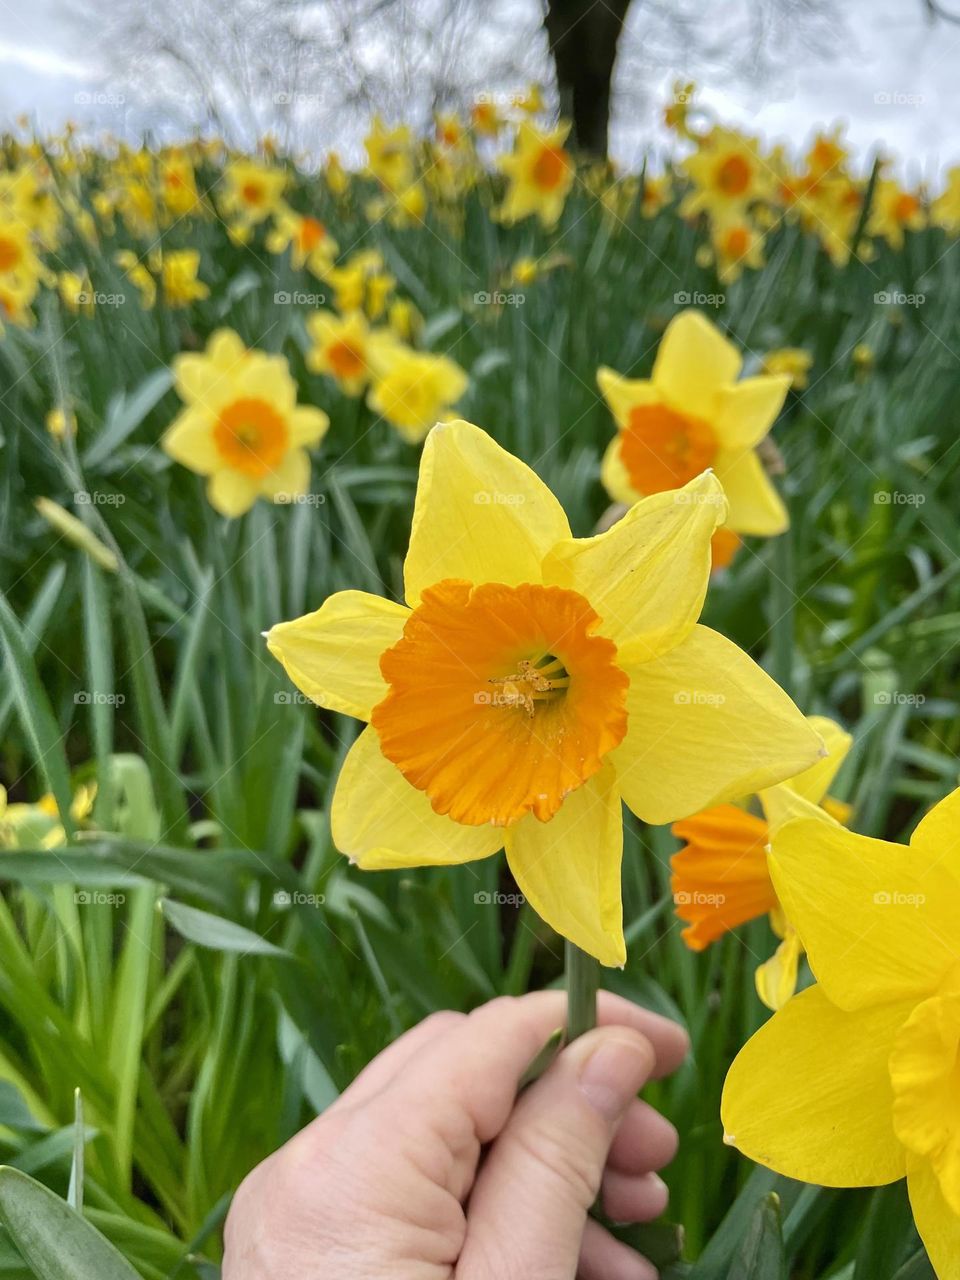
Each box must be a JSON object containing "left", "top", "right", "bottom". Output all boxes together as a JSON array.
[
  {"left": 600, "top": 435, "right": 640, "bottom": 506},
  {"left": 207, "top": 470, "right": 259, "bottom": 518},
  {"left": 542, "top": 472, "right": 725, "bottom": 662},
  {"left": 289, "top": 405, "right": 330, "bottom": 446},
  {"left": 266, "top": 590, "right": 409, "bottom": 719},
  {"left": 162, "top": 409, "right": 220, "bottom": 475},
  {"left": 714, "top": 375, "right": 790, "bottom": 450},
  {"left": 910, "top": 786, "right": 960, "bottom": 869},
  {"left": 779, "top": 715, "right": 853, "bottom": 806},
  {"left": 908, "top": 1162, "right": 960, "bottom": 1280},
  {"left": 596, "top": 367, "right": 658, "bottom": 430},
  {"left": 653, "top": 311, "right": 742, "bottom": 418},
  {"left": 769, "top": 817, "right": 960, "bottom": 1012},
  {"left": 755, "top": 929, "right": 803, "bottom": 1011},
  {"left": 332, "top": 726, "right": 504, "bottom": 868},
  {"left": 615, "top": 625, "right": 822, "bottom": 824},
  {"left": 760, "top": 784, "right": 841, "bottom": 836},
  {"left": 403, "top": 420, "right": 571, "bottom": 605},
  {"left": 174, "top": 329, "right": 248, "bottom": 403},
  {"left": 261, "top": 448, "right": 311, "bottom": 500},
  {"left": 714, "top": 449, "right": 789, "bottom": 536},
  {"left": 721, "top": 984, "right": 910, "bottom": 1186},
  {"left": 505, "top": 762, "right": 624, "bottom": 967}
]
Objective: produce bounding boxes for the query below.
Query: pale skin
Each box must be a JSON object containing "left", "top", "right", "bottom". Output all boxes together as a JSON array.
[{"left": 223, "top": 991, "right": 688, "bottom": 1280}]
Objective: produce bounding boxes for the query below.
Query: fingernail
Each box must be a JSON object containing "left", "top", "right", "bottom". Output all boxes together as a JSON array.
[{"left": 578, "top": 1035, "right": 652, "bottom": 1121}]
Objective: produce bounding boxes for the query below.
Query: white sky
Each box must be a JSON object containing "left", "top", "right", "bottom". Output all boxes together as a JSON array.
[{"left": 0, "top": 0, "right": 958, "bottom": 177}]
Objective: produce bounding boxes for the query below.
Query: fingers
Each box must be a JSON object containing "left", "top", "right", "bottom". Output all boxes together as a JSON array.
[
  {"left": 602, "top": 1169, "right": 669, "bottom": 1223},
  {"left": 578, "top": 1218, "right": 658, "bottom": 1280},
  {"left": 608, "top": 1099, "right": 679, "bottom": 1173},
  {"left": 331, "top": 1009, "right": 466, "bottom": 1113},
  {"left": 455, "top": 1026, "right": 657, "bottom": 1278},
  {"left": 372, "top": 991, "right": 688, "bottom": 1150}
]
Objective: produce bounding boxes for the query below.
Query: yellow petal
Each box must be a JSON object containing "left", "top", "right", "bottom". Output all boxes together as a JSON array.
[
  {"left": 600, "top": 435, "right": 641, "bottom": 505},
  {"left": 402, "top": 420, "right": 570, "bottom": 604},
  {"left": 760, "top": 784, "right": 841, "bottom": 836},
  {"left": 162, "top": 409, "right": 220, "bottom": 475},
  {"left": 542, "top": 472, "right": 725, "bottom": 663},
  {"left": 908, "top": 1162, "right": 960, "bottom": 1280},
  {"left": 722, "top": 984, "right": 910, "bottom": 1185},
  {"left": 207, "top": 469, "right": 259, "bottom": 517},
  {"left": 714, "top": 449, "right": 789, "bottom": 536},
  {"left": 596, "top": 367, "right": 659, "bottom": 430},
  {"left": 755, "top": 928, "right": 803, "bottom": 1011},
  {"left": 289, "top": 405, "right": 330, "bottom": 446},
  {"left": 505, "top": 762, "right": 624, "bottom": 967},
  {"left": 909, "top": 785, "right": 960, "bottom": 867},
  {"left": 615, "top": 625, "right": 822, "bottom": 824},
  {"left": 332, "top": 726, "right": 504, "bottom": 868},
  {"left": 261, "top": 448, "right": 311, "bottom": 500},
  {"left": 266, "top": 590, "right": 409, "bottom": 719},
  {"left": 781, "top": 715, "right": 853, "bottom": 805},
  {"left": 769, "top": 818, "right": 959, "bottom": 1012},
  {"left": 653, "top": 311, "right": 742, "bottom": 418},
  {"left": 714, "top": 375, "right": 790, "bottom": 451}
]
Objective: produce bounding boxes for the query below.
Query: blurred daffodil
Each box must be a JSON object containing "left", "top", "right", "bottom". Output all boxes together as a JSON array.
[
  {"left": 366, "top": 345, "right": 468, "bottom": 443},
  {"left": 266, "top": 206, "right": 338, "bottom": 278},
  {"left": 497, "top": 122, "right": 574, "bottom": 230},
  {"left": 305, "top": 310, "right": 381, "bottom": 397},
  {"left": 762, "top": 347, "right": 813, "bottom": 391},
  {"left": 722, "top": 786, "right": 960, "bottom": 1280},
  {"left": 162, "top": 329, "right": 328, "bottom": 517},
  {"left": 597, "top": 311, "right": 791, "bottom": 546},
  {"left": 266, "top": 421, "right": 822, "bottom": 966}
]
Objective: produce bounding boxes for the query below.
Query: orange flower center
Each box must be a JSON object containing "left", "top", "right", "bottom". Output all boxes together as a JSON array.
[
  {"left": 671, "top": 805, "right": 776, "bottom": 949},
  {"left": 372, "top": 580, "right": 629, "bottom": 827},
  {"left": 213, "top": 397, "right": 289, "bottom": 476},
  {"left": 894, "top": 192, "right": 920, "bottom": 222},
  {"left": 241, "top": 181, "right": 264, "bottom": 206},
  {"left": 621, "top": 402, "right": 719, "bottom": 495},
  {"left": 715, "top": 154, "right": 751, "bottom": 196},
  {"left": 298, "top": 217, "right": 326, "bottom": 251},
  {"left": 327, "top": 339, "right": 365, "bottom": 379},
  {"left": 0, "top": 236, "right": 22, "bottom": 272},
  {"left": 532, "top": 146, "right": 569, "bottom": 192},
  {"left": 723, "top": 226, "right": 750, "bottom": 259}
]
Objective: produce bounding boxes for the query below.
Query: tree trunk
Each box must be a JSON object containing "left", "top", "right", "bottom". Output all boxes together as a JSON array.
[{"left": 544, "top": 0, "right": 632, "bottom": 157}]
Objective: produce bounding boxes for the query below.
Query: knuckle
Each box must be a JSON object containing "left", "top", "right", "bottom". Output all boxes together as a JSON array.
[{"left": 512, "top": 1118, "right": 601, "bottom": 1209}]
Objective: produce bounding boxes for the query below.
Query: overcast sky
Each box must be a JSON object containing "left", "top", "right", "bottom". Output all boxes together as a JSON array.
[{"left": 0, "top": 0, "right": 957, "bottom": 177}]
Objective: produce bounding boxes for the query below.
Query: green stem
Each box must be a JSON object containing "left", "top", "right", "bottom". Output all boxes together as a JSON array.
[{"left": 564, "top": 940, "right": 599, "bottom": 1042}]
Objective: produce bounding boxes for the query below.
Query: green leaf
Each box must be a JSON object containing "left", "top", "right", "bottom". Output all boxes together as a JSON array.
[
  {"left": 83, "top": 368, "right": 174, "bottom": 469},
  {"left": 0, "top": 591, "right": 74, "bottom": 838},
  {"left": 0, "top": 1166, "right": 143, "bottom": 1280},
  {"left": 729, "top": 1193, "right": 786, "bottom": 1280},
  {"left": 160, "top": 900, "right": 290, "bottom": 958}
]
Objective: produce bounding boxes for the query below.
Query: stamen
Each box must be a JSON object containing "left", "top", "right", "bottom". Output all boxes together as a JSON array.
[{"left": 488, "top": 657, "right": 570, "bottom": 716}]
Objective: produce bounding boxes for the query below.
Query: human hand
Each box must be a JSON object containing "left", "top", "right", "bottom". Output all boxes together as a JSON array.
[{"left": 223, "top": 991, "right": 688, "bottom": 1279}]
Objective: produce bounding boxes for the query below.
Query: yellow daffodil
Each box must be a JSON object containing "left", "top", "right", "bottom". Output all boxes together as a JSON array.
[
  {"left": 324, "top": 151, "right": 350, "bottom": 197},
  {"left": 162, "top": 329, "right": 329, "bottom": 517},
  {"left": 867, "top": 178, "right": 925, "bottom": 250},
  {"left": 435, "top": 113, "right": 466, "bottom": 149},
  {"left": 471, "top": 98, "right": 502, "bottom": 137},
  {"left": 698, "top": 217, "right": 765, "bottom": 282},
  {"left": 387, "top": 297, "right": 421, "bottom": 343},
  {"left": 305, "top": 310, "right": 381, "bottom": 396},
  {"left": 117, "top": 249, "right": 208, "bottom": 310},
  {"left": 762, "top": 347, "right": 813, "bottom": 391},
  {"left": 516, "top": 83, "right": 545, "bottom": 115},
  {"left": 680, "top": 127, "right": 774, "bottom": 221},
  {"left": 46, "top": 408, "right": 77, "bottom": 440},
  {"left": 158, "top": 150, "right": 202, "bottom": 217},
  {"left": 366, "top": 345, "right": 468, "bottom": 443},
  {"left": 722, "top": 785, "right": 960, "bottom": 1280},
  {"left": 58, "top": 270, "right": 94, "bottom": 315},
  {"left": 220, "top": 159, "right": 286, "bottom": 232},
  {"left": 804, "top": 126, "right": 850, "bottom": 180},
  {"left": 496, "top": 122, "right": 575, "bottom": 230},
  {"left": 932, "top": 167, "right": 960, "bottom": 235},
  {"left": 324, "top": 250, "right": 395, "bottom": 318},
  {"left": 597, "top": 311, "right": 791, "bottom": 541},
  {"left": 671, "top": 715, "right": 852, "bottom": 1009},
  {"left": 265, "top": 421, "right": 822, "bottom": 966},
  {"left": 853, "top": 342, "right": 875, "bottom": 373},
  {"left": 641, "top": 172, "right": 673, "bottom": 218},
  {"left": 364, "top": 117, "right": 417, "bottom": 194},
  {"left": 265, "top": 205, "right": 338, "bottom": 278},
  {"left": 663, "top": 82, "right": 698, "bottom": 138}
]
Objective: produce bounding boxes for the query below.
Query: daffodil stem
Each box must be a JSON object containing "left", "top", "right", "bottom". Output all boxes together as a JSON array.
[{"left": 564, "top": 940, "right": 599, "bottom": 1042}]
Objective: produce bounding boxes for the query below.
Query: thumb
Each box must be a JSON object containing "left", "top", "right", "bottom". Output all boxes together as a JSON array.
[{"left": 456, "top": 1026, "right": 655, "bottom": 1279}]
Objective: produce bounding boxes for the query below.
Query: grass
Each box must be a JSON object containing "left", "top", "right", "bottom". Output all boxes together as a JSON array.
[{"left": 0, "top": 132, "right": 958, "bottom": 1278}]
